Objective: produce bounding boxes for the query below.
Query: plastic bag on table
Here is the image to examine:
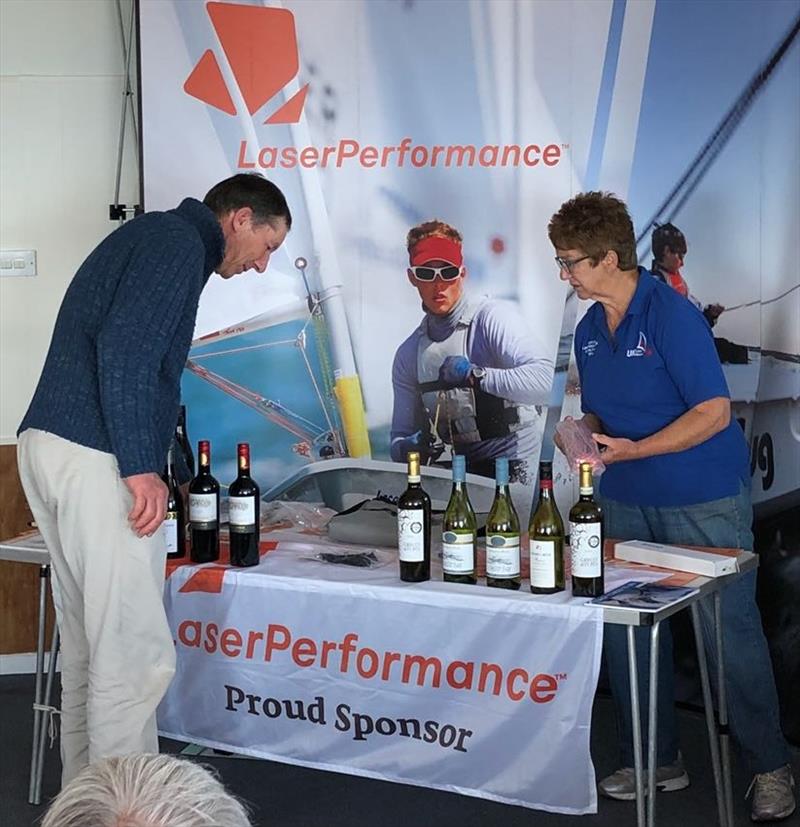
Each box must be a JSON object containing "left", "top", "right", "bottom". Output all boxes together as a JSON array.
[
  {"left": 261, "top": 501, "right": 336, "bottom": 534},
  {"left": 302, "top": 548, "right": 395, "bottom": 568},
  {"left": 555, "top": 417, "right": 606, "bottom": 476}
]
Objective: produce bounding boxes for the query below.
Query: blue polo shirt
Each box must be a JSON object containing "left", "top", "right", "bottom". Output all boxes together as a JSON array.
[{"left": 575, "top": 269, "right": 749, "bottom": 506}]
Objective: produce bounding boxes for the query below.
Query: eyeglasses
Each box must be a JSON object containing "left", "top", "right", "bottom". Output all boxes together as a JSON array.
[
  {"left": 410, "top": 264, "right": 463, "bottom": 282},
  {"left": 554, "top": 255, "right": 591, "bottom": 274}
]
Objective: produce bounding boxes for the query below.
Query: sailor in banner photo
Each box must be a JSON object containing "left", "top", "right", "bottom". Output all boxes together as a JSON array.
[
  {"left": 16, "top": 173, "right": 291, "bottom": 788},
  {"left": 390, "top": 220, "right": 553, "bottom": 484},
  {"left": 650, "top": 222, "right": 724, "bottom": 329}
]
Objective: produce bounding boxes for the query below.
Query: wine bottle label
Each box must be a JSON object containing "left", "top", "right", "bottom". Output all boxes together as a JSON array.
[
  {"left": 570, "top": 521, "right": 602, "bottom": 577},
  {"left": 398, "top": 508, "right": 425, "bottom": 562},
  {"left": 163, "top": 515, "right": 179, "bottom": 556},
  {"left": 486, "top": 534, "right": 520, "bottom": 577},
  {"left": 190, "top": 493, "right": 217, "bottom": 527},
  {"left": 442, "top": 531, "right": 475, "bottom": 573},
  {"left": 531, "top": 539, "right": 556, "bottom": 588},
  {"left": 229, "top": 496, "right": 257, "bottom": 530}
]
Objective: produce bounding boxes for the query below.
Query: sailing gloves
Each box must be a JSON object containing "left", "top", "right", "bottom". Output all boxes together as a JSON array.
[
  {"left": 393, "top": 430, "right": 433, "bottom": 462},
  {"left": 438, "top": 355, "right": 478, "bottom": 388}
]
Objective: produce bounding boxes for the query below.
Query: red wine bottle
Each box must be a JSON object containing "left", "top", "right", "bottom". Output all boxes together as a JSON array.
[
  {"left": 175, "top": 405, "right": 195, "bottom": 478},
  {"left": 162, "top": 444, "right": 185, "bottom": 559},
  {"left": 189, "top": 440, "right": 219, "bottom": 563},
  {"left": 397, "top": 451, "right": 431, "bottom": 582},
  {"left": 228, "top": 443, "right": 260, "bottom": 567}
]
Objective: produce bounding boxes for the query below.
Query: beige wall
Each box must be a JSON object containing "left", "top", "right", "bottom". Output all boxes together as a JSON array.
[{"left": 0, "top": 0, "right": 139, "bottom": 442}]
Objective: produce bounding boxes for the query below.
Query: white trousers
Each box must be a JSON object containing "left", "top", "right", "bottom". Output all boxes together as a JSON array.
[{"left": 17, "top": 429, "right": 176, "bottom": 786}]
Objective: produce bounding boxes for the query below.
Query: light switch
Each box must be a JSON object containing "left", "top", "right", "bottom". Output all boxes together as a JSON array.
[{"left": 0, "top": 250, "right": 37, "bottom": 277}]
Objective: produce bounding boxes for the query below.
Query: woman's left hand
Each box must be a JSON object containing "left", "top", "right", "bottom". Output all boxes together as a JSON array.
[{"left": 592, "top": 433, "right": 639, "bottom": 464}]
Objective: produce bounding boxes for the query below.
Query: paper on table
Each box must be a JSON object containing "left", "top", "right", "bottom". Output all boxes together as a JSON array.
[{"left": 588, "top": 580, "right": 699, "bottom": 611}]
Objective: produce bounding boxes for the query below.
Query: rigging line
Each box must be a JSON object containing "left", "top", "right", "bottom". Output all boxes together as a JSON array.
[
  {"left": 188, "top": 361, "right": 325, "bottom": 438},
  {"left": 297, "top": 342, "right": 343, "bottom": 455},
  {"left": 723, "top": 283, "right": 800, "bottom": 313},
  {"left": 192, "top": 339, "right": 300, "bottom": 359},
  {"left": 663, "top": 101, "right": 750, "bottom": 223},
  {"left": 298, "top": 300, "right": 324, "bottom": 339},
  {"left": 636, "top": 13, "right": 800, "bottom": 247}
]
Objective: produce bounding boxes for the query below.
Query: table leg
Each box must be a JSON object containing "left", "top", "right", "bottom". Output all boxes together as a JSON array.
[
  {"left": 714, "top": 592, "right": 733, "bottom": 827},
  {"left": 28, "top": 564, "right": 49, "bottom": 805},
  {"left": 628, "top": 625, "right": 645, "bottom": 827},
  {"left": 33, "top": 623, "right": 60, "bottom": 806},
  {"left": 691, "top": 602, "right": 726, "bottom": 826},
  {"left": 647, "top": 622, "right": 660, "bottom": 827}
]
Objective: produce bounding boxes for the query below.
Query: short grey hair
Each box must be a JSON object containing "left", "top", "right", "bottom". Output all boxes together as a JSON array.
[{"left": 41, "top": 753, "right": 253, "bottom": 827}]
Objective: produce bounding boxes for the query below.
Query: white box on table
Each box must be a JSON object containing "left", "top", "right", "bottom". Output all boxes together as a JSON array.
[{"left": 614, "top": 540, "right": 739, "bottom": 577}]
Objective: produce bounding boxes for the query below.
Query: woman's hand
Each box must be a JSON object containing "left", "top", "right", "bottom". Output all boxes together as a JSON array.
[{"left": 591, "top": 433, "right": 639, "bottom": 464}]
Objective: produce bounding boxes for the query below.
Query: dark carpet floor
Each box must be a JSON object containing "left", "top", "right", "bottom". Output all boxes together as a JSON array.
[{"left": 1, "top": 674, "right": 797, "bottom": 827}]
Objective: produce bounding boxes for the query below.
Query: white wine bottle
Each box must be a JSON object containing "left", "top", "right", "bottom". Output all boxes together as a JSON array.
[
  {"left": 397, "top": 451, "right": 431, "bottom": 582},
  {"left": 442, "top": 455, "right": 477, "bottom": 584},
  {"left": 485, "top": 457, "right": 521, "bottom": 590},
  {"left": 569, "top": 462, "right": 604, "bottom": 597},
  {"left": 529, "top": 460, "right": 565, "bottom": 594}
]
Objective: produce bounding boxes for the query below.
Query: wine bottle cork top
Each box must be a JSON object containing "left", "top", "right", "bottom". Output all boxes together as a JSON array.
[{"left": 579, "top": 462, "right": 593, "bottom": 491}]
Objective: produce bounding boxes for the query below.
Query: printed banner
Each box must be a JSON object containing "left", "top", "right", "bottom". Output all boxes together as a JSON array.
[
  {"left": 138, "top": 0, "right": 800, "bottom": 519},
  {"left": 159, "top": 542, "right": 603, "bottom": 814}
]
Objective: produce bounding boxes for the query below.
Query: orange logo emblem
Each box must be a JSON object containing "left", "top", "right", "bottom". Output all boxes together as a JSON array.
[{"left": 184, "top": 2, "right": 308, "bottom": 124}]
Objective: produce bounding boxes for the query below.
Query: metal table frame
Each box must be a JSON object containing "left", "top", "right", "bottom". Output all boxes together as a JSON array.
[
  {"left": 601, "top": 552, "right": 755, "bottom": 827},
  {"left": 0, "top": 537, "right": 60, "bottom": 806}
]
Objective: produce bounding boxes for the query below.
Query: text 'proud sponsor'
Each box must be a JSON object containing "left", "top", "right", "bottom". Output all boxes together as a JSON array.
[
  {"left": 177, "top": 620, "right": 567, "bottom": 704},
  {"left": 237, "top": 138, "right": 565, "bottom": 170},
  {"left": 224, "top": 688, "right": 475, "bottom": 752}
]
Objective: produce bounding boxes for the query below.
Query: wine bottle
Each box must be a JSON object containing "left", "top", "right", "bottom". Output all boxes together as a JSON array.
[
  {"left": 228, "top": 443, "right": 260, "bottom": 567},
  {"left": 442, "top": 454, "right": 477, "bottom": 584},
  {"left": 189, "top": 440, "right": 220, "bottom": 563},
  {"left": 485, "top": 457, "right": 521, "bottom": 590},
  {"left": 569, "top": 461, "right": 604, "bottom": 597},
  {"left": 529, "top": 460, "right": 565, "bottom": 594},
  {"left": 162, "top": 443, "right": 185, "bottom": 560},
  {"left": 397, "top": 451, "right": 431, "bottom": 582},
  {"left": 175, "top": 405, "right": 195, "bottom": 478}
]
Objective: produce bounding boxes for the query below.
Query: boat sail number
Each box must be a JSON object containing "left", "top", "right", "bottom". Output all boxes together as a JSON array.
[{"left": 750, "top": 431, "right": 774, "bottom": 492}]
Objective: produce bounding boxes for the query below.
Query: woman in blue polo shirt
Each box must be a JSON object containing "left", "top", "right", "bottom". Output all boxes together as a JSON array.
[{"left": 547, "top": 192, "right": 794, "bottom": 823}]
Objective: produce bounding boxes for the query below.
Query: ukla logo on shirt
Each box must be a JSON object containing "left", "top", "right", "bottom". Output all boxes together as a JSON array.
[{"left": 626, "top": 331, "right": 652, "bottom": 358}]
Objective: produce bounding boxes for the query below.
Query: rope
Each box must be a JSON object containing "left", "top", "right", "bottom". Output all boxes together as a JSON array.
[
  {"left": 297, "top": 333, "right": 344, "bottom": 455},
  {"left": 190, "top": 296, "right": 346, "bottom": 453},
  {"left": 312, "top": 310, "right": 338, "bottom": 403},
  {"left": 636, "top": 14, "right": 800, "bottom": 251},
  {"left": 721, "top": 283, "right": 800, "bottom": 314},
  {"left": 192, "top": 339, "right": 298, "bottom": 359},
  {"left": 33, "top": 704, "right": 61, "bottom": 749}
]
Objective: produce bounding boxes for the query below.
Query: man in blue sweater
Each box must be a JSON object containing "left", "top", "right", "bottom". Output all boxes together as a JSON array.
[{"left": 17, "top": 173, "right": 291, "bottom": 786}]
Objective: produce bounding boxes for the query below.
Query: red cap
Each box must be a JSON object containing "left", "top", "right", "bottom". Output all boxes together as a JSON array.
[{"left": 409, "top": 236, "right": 463, "bottom": 267}]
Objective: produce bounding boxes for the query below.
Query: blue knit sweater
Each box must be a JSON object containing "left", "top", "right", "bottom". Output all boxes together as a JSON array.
[{"left": 19, "top": 198, "right": 224, "bottom": 478}]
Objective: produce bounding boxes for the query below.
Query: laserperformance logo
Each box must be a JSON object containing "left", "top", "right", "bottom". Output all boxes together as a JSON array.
[
  {"left": 184, "top": 2, "right": 308, "bottom": 125},
  {"left": 184, "top": 1, "right": 566, "bottom": 171}
]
